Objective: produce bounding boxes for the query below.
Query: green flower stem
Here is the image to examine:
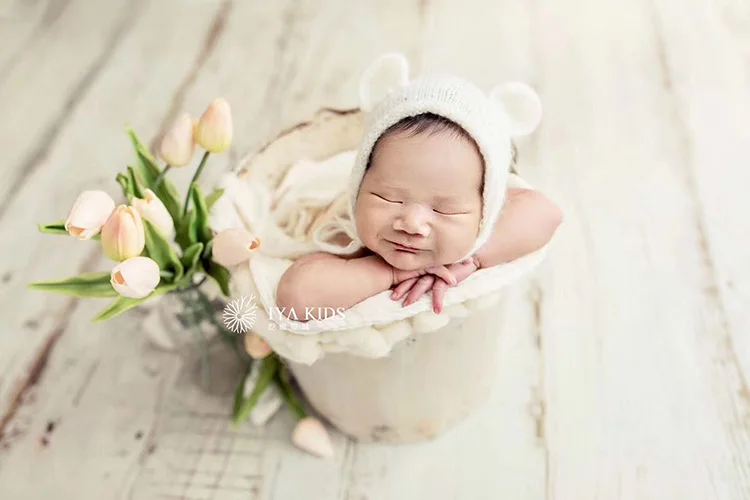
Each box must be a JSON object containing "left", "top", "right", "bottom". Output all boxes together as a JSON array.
[
  {"left": 193, "top": 286, "right": 245, "bottom": 365},
  {"left": 159, "top": 270, "right": 175, "bottom": 280},
  {"left": 154, "top": 165, "right": 172, "bottom": 190},
  {"left": 177, "top": 289, "right": 210, "bottom": 389},
  {"left": 190, "top": 275, "right": 208, "bottom": 290},
  {"left": 183, "top": 151, "right": 210, "bottom": 216},
  {"left": 234, "top": 356, "right": 278, "bottom": 425},
  {"left": 276, "top": 363, "right": 307, "bottom": 420}
]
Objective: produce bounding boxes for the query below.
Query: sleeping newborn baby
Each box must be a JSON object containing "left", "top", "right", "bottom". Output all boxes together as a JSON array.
[{"left": 276, "top": 70, "right": 562, "bottom": 319}]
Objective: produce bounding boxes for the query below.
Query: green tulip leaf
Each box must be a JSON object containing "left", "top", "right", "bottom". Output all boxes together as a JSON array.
[
  {"left": 28, "top": 272, "right": 117, "bottom": 298},
  {"left": 37, "top": 221, "right": 68, "bottom": 235},
  {"left": 127, "top": 166, "right": 144, "bottom": 199},
  {"left": 275, "top": 361, "right": 307, "bottom": 420},
  {"left": 157, "top": 179, "right": 183, "bottom": 226},
  {"left": 91, "top": 281, "right": 179, "bottom": 323},
  {"left": 126, "top": 126, "right": 182, "bottom": 225},
  {"left": 189, "top": 183, "right": 212, "bottom": 244},
  {"left": 92, "top": 296, "right": 147, "bottom": 322},
  {"left": 126, "top": 125, "right": 160, "bottom": 178},
  {"left": 175, "top": 209, "right": 198, "bottom": 250},
  {"left": 202, "top": 239, "right": 213, "bottom": 260},
  {"left": 142, "top": 219, "right": 184, "bottom": 282},
  {"left": 205, "top": 188, "right": 225, "bottom": 212},
  {"left": 232, "top": 363, "right": 252, "bottom": 422},
  {"left": 204, "top": 259, "right": 231, "bottom": 297},
  {"left": 180, "top": 242, "right": 204, "bottom": 275},
  {"left": 116, "top": 173, "right": 132, "bottom": 200},
  {"left": 233, "top": 356, "right": 279, "bottom": 426},
  {"left": 37, "top": 221, "right": 101, "bottom": 240}
]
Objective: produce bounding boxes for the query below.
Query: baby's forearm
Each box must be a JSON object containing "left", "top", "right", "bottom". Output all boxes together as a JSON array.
[
  {"left": 476, "top": 189, "right": 563, "bottom": 268},
  {"left": 276, "top": 254, "right": 394, "bottom": 321}
]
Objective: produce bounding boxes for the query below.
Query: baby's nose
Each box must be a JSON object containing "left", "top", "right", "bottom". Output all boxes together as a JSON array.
[{"left": 393, "top": 204, "right": 431, "bottom": 237}]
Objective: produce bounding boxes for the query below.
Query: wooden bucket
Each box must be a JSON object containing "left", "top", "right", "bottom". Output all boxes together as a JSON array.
[{"left": 235, "top": 108, "right": 504, "bottom": 443}]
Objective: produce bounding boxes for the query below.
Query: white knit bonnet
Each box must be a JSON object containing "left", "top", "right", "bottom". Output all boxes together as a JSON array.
[{"left": 313, "top": 53, "right": 543, "bottom": 263}]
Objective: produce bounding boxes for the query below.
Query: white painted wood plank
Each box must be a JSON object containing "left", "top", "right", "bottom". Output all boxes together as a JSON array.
[
  {"left": 0, "top": 0, "right": 140, "bottom": 434},
  {"left": 0, "top": 0, "right": 248, "bottom": 495},
  {"left": 0, "top": 0, "right": 45, "bottom": 70},
  {"left": 652, "top": 0, "right": 750, "bottom": 398},
  {"left": 0, "top": 0, "right": 138, "bottom": 213},
  {"left": 0, "top": 0, "right": 241, "bottom": 417},
  {"left": 531, "top": 0, "right": 750, "bottom": 497}
]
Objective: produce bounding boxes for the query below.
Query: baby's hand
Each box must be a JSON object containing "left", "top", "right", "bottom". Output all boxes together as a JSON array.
[
  {"left": 390, "top": 257, "right": 480, "bottom": 314},
  {"left": 392, "top": 265, "right": 457, "bottom": 288}
]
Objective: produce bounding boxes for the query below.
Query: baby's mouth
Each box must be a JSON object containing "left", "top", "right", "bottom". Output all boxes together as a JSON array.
[{"left": 387, "top": 240, "right": 422, "bottom": 253}]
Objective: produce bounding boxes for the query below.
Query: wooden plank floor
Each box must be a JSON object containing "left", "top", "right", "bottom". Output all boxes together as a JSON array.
[{"left": 1, "top": 0, "right": 749, "bottom": 498}]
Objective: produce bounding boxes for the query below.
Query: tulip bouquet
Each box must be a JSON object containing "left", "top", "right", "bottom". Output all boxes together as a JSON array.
[
  {"left": 29, "top": 99, "right": 240, "bottom": 311},
  {"left": 28, "top": 98, "right": 334, "bottom": 458}
]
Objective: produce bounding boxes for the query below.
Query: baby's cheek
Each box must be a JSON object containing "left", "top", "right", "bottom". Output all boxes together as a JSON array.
[
  {"left": 439, "top": 218, "right": 479, "bottom": 258},
  {"left": 354, "top": 207, "right": 380, "bottom": 241}
]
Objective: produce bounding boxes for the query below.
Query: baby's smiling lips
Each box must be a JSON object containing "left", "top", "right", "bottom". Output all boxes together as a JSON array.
[{"left": 387, "top": 239, "right": 422, "bottom": 252}]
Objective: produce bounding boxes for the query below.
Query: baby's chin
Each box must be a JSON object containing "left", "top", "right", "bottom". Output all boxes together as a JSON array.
[
  {"left": 383, "top": 252, "right": 425, "bottom": 271},
  {"left": 378, "top": 244, "right": 438, "bottom": 271}
]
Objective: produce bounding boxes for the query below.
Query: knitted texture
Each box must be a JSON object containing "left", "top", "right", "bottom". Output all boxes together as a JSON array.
[{"left": 328, "top": 75, "right": 515, "bottom": 263}]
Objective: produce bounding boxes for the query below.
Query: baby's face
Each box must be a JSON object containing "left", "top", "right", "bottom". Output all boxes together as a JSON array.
[{"left": 354, "top": 130, "right": 483, "bottom": 271}]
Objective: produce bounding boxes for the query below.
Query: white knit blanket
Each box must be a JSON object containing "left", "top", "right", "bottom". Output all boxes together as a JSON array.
[{"left": 209, "top": 151, "right": 549, "bottom": 364}]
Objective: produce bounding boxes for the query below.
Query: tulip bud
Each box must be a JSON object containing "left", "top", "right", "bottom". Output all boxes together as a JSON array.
[
  {"left": 212, "top": 228, "right": 260, "bottom": 267},
  {"left": 244, "top": 333, "right": 272, "bottom": 359},
  {"left": 132, "top": 189, "right": 175, "bottom": 239},
  {"left": 64, "top": 190, "right": 116, "bottom": 240},
  {"left": 159, "top": 112, "right": 196, "bottom": 167},
  {"left": 292, "top": 417, "right": 334, "bottom": 458},
  {"left": 100, "top": 205, "right": 146, "bottom": 261},
  {"left": 110, "top": 256, "right": 160, "bottom": 299},
  {"left": 194, "top": 98, "right": 232, "bottom": 153}
]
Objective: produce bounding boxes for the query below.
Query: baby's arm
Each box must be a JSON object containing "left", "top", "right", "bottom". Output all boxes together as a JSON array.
[
  {"left": 276, "top": 252, "right": 394, "bottom": 321},
  {"left": 474, "top": 187, "right": 563, "bottom": 268}
]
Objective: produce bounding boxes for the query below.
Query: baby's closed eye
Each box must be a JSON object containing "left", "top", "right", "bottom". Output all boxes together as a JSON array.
[
  {"left": 371, "top": 191, "right": 472, "bottom": 215},
  {"left": 372, "top": 193, "right": 402, "bottom": 204},
  {"left": 431, "top": 198, "right": 475, "bottom": 216}
]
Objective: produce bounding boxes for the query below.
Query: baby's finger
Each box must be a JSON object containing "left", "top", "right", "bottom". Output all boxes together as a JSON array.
[
  {"left": 403, "top": 275, "right": 435, "bottom": 306},
  {"left": 391, "top": 277, "right": 418, "bottom": 300},
  {"left": 428, "top": 266, "right": 457, "bottom": 286},
  {"left": 432, "top": 279, "right": 449, "bottom": 314},
  {"left": 450, "top": 260, "right": 478, "bottom": 284}
]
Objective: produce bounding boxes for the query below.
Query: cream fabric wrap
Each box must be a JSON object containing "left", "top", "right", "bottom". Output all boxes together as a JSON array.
[{"left": 209, "top": 150, "right": 549, "bottom": 365}]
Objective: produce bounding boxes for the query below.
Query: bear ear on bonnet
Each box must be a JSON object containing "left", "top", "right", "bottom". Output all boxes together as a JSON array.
[
  {"left": 357, "top": 51, "right": 543, "bottom": 136},
  {"left": 489, "top": 82, "right": 543, "bottom": 137},
  {"left": 358, "top": 52, "right": 411, "bottom": 112}
]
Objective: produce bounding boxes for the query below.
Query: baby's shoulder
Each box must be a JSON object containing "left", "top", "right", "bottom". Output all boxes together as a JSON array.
[
  {"left": 343, "top": 247, "right": 375, "bottom": 260},
  {"left": 293, "top": 247, "right": 374, "bottom": 267}
]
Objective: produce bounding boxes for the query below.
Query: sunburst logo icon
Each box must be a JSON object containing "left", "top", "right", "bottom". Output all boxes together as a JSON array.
[{"left": 222, "top": 295, "right": 257, "bottom": 334}]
